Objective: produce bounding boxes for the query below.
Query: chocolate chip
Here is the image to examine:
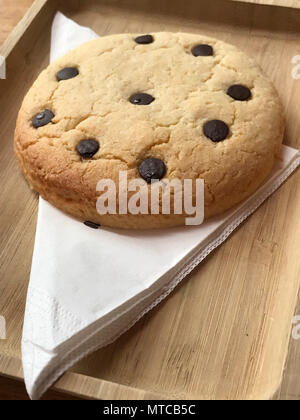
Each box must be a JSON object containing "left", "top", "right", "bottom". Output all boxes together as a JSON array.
[
  {"left": 32, "top": 110, "right": 54, "bottom": 128},
  {"left": 203, "top": 120, "right": 229, "bottom": 142},
  {"left": 57, "top": 67, "right": 79, "bottom": 81},
  {"left": 129, "top": 93, "right": 155, "bottom": 105},
  {"left": 138, "top": 158, "right": 166, "bottom": 183},
  {"left": 192, "top": 44, "right": 213, "bottom": 57},
  {"left": 227, "top": 84, "right": 251, "bottom": 101},
  {"left": 84, "top": 221, "right": 101, "bottom": 229},
  {"left": 135, "top": 34, "right": 154, "bottom": 44},
  {"left": 77, "top": 139, "right": 100, "bottom": 159}
]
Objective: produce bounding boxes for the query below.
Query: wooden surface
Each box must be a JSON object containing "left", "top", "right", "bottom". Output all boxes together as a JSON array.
[
  {"left": 0, "top": 0, "right": 79, "bottom": 402},
  {"left": 227, "top": 0, "right": 300, "bottom": 9},
  {"left": 0, "top": 375, "right": 82, "bottom": 400},
  {"left": 0, "top": 0, "right": 35, "bottom": 45},
  {"left": 1, "top": 0, "right": 298, "bottom": 46},
  {"left": 0, "top": 0, "right": 300, "bottom": 400}
]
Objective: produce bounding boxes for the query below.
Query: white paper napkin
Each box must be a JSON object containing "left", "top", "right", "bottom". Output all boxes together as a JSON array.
[{"left": 21, "top": 12, "right": 300, "bottom": 400}]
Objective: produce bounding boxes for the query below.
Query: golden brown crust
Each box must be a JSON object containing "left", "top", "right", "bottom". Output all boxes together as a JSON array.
[{"left": 14, "top": 32, "right": 285, "bottom": 229}]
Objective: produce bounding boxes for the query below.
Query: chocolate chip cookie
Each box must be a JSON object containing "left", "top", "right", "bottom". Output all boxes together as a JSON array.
[{"left": 14, "top": 32, "right": 285, "bottom": 229}]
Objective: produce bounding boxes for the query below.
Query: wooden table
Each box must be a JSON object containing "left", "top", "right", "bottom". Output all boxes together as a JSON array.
[{"left": 0, "top": 0, "right": 299, "bottom": 401}]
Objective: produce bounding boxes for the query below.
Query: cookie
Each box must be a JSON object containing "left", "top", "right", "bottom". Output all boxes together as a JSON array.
[{"left": 15, "top": 32, "right": 285, "bottom": 229}]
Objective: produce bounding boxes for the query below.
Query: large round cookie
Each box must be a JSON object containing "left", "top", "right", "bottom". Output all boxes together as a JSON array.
[{"left": 15, "top": 32, "right": 285, "bottom": 229}]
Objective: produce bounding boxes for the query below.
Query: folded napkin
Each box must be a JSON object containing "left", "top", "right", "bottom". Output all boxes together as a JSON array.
[{"left": 21, "top": 12, "right": 300, "bottom": 400}]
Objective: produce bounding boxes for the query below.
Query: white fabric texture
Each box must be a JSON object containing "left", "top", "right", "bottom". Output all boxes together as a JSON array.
[{"left": 21, "top": 12, "right": 300, "bottom": 400}]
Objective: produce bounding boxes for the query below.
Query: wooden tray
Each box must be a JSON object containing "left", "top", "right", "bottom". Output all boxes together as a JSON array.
[{"left": 1, "top": 0, "right": 300, "bottom": 400}]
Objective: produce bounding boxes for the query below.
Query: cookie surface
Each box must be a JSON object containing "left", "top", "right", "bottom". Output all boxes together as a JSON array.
[{"left": 15, "top": 32, "right": 285, "bottom": 229}]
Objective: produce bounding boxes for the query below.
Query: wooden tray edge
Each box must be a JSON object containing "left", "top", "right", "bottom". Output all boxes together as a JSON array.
[
  {"left": 0, "top": 0, "right": 299, "bottom": 62},
  {"left": 0, "top": 354, "right": 171, "bottom": 400},
  {"left": 225, "top": 0, "right": 300, "bottom": 9},
  {"left": 0, "top": 0, "right": 54, "bottom": 58},
  {"left": 1, "top": 350, "right": 286, "bottom": 400}
]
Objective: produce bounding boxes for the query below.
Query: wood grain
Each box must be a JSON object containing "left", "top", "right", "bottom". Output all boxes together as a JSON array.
[
  {"left": 227, "top": 0, "right": 300, "bottom": 9},
  {"left": 0, "top": 375, "right": 82, "bottom": 400},
  {"left": 0, "top": 0, "right": 300, "bottom": 400},
  {"left": 0, "top": 0, "right": 35, "bottom": 45},
  {"left": 0, "top": 0, "right": 50, "bottom": 59}
]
